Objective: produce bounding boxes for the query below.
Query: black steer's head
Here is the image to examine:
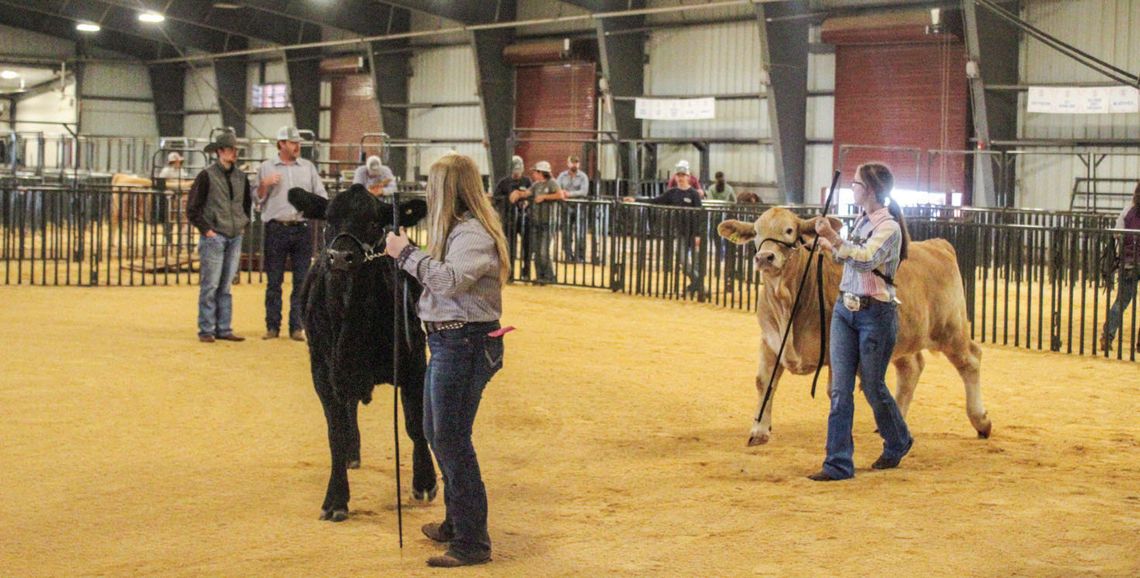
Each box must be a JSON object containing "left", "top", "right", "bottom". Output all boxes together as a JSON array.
[{"left": 322, "top": 184, "right": 427, "bottom": 273}]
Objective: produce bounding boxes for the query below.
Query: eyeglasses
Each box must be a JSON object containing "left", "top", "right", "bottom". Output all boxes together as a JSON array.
[{"left": 850, "top": 181, "right": 866, "bottom": 188}]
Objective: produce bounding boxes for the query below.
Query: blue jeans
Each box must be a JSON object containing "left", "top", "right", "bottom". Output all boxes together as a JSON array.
[
  {"left": 529, "top": 223, "right": 555, "bottom": 283},
  {"left": 1103, "top": 266, "right": 1139, "bottom": 341},
  {"left": 423, "top": 321, "right": 503, "bottom": 560},
  {"left": 822, "top": 298, "right": 912, "bottom": 479},
  {"left": 198, "top": 233, "right": 243, "bottom": 337},
  {"left": 264, "top": 221, "right": 313, "bottom": 332}
]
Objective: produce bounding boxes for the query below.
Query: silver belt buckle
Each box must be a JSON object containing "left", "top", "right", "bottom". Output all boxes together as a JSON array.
[{"left": 843, "top": 293, "right": 863, "bottom": 312}]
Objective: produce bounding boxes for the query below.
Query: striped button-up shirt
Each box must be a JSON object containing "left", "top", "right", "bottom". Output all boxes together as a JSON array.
[
  {"left": 398, "top": 216, "right": 502, "bottom": 322},
  {"left": 833, "top": 207, "right": 902, "bottom": 303},
  {"left": 256, "top": 156, "right": 328, "bottom": 222}
]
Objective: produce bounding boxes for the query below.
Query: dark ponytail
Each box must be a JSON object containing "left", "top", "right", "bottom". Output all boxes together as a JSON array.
[
  {"left": 887, "top": 197, "right": 910, "bottom": 261},
  {"left": 859, "top": 162, "right": 909, "bottom": 261}
]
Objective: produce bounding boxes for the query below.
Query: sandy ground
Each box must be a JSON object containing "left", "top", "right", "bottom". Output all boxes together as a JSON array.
[{"left": 1, "top": 283, "right": 1138, "bottom": 577}]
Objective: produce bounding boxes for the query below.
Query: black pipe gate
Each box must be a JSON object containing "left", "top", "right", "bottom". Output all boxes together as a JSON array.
[{"left": 4, "top": 183, "right": 1136, "bottom": 362}]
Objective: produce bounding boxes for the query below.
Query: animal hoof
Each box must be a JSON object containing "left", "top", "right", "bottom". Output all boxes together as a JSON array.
[
  {"left": 320, "top": 508, "right": 349, "bottom": 522},
  {"left": 346, "top": 460, "right": 361, "bottom": 469},
  {"left": 747, "top": 433, "right": 770, "bottom": 447}
]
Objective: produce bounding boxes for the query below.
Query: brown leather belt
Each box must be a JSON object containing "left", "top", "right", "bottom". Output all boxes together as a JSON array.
[{"left": 424, "top": 320, "right": 466, "bottom": 334}]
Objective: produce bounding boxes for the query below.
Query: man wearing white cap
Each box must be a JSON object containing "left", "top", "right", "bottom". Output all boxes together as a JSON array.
[
  {"left": 352, "top": 155, "right": 397, "bottom": 197},
  {"left": 667, "top": 159, "right": 705, "bottom": 198},
  {"left": 525, "top": 160, "right": 565, "bottom": 284},
  {"left": 255, "top": 125, "right": 328, "bottom": 341},
  {"left": 158, "top": 152, "right": 191, "bottom": 186}
]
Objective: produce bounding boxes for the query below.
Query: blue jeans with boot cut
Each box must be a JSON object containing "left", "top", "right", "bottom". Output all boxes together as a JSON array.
[
  {"left": 821, "top": 298, "right": 913, "bottom": 479},
  {"left": 198, "top": 233, "right": 243, "bottom": 337},
  {"left": 423, "top": 322, "right": 503, "bottom": 562},
  {"left": 263, "top": 221, "right": 312, "bottom": 333}
]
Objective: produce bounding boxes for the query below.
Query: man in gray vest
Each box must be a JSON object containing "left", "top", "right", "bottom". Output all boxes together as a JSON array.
[{"left": 187, "top": 131, "right": 252, "bottom": 343}]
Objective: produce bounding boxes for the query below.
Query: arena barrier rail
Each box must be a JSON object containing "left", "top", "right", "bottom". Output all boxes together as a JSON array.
[{"left": 3, "top": 187, "right": 1135, "bottom": 361}]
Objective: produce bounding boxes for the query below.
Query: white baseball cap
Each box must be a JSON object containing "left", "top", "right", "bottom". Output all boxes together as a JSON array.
[
  {"left": 167, "top": 152, "right": 183, "bottom": 163},
  {"left": 366, "top": 155, "right": 383, "bottom": 174},
  {"left": 531, "top": 160, "right": 552, "bottom": 173},
  {"left": 276, "top": 125, "right": 303, "bottom": 142},
  {"left": 674, "top": 162, "right": 690, "bottom": 175}
]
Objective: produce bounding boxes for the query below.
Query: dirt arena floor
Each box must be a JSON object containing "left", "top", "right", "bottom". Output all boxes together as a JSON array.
[{"left": 1, "top": 283, "right": 1138, "bottom": 576}]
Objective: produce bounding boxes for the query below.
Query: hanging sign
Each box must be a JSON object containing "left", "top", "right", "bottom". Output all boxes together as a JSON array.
[
  {"left": 1027, "top": 86, "right": 1139, "bottom": 114},
  {"left": 634, "top": 97, "right": 716, "bottom": 120}
]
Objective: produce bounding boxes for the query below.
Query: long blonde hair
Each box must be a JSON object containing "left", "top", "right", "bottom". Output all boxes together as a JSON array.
[{"left": 425, "top": 153, "right": 510, "bottom": 285}]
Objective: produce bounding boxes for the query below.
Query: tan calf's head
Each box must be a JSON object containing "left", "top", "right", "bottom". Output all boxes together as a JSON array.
[{"left": 717, "top": 208, "right": 842, "bottom": 274}]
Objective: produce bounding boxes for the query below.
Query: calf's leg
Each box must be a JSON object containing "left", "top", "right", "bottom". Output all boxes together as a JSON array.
[
  {"left": 944, "top": 340, "right": 992, "bottom": 438},
  {"left": 891, "top": 351, "right": 924, "bottom": 419},
  {"left": 750, "top": 345, "right": 784, "bottom": 446}
]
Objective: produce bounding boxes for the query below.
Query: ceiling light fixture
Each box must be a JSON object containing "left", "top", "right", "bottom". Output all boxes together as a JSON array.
[
  {"left": 1, "top": 70, "right": 20, "bottom": 80},
  {"left": 76, "top": 22, "right": 102, "bottom": 32},
  {"left": 213, "top": 1, "right": 243, "bottom": 8},
  {"left": 138, "top": 11, "right": 166, "bottom": 23}
]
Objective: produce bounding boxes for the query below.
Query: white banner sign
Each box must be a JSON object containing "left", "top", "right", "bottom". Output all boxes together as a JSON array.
[
  {"left": 634, "top": 97, "right": 716, "bottom": 120},
  {"left": 1027, "top": 86, "right": 1139, "bottom": 114}
]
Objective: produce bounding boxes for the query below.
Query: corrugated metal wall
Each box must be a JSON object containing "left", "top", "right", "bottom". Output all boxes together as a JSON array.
[
  {"left": 1016, "top": 0, "right": 1140, "bottom": 209},
  {"left": 184, "top": 64, "right": 221, "bottom": 140},
  {"left": 407, "top": 45, "right": 487, "bottom": 176},
  {"left": 806, "top": 25, "right": 836, "bottom": 204},
  {"left": 80, "top": 63, "right": 157, "bottom": 137},
  {"left": 644, "top": 20, "right": 774, "bottom": 196},
  {"left": 1021, "top": 0, "right": 1140, "bottom": 141}
]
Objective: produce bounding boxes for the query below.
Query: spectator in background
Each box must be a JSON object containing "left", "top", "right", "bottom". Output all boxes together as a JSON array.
[
  {"left": 1099, "top": 182, "right": 1140, "bottom": 353},
  {"left": 707, "top": 171, "right": 736, "bottom": 202},
  {"left": 256, "top": 125, "right": 329, "bottom": 342},
  {"left": 187, "top": 132, "right": 251, "bottom": 343},
  {"left": 736, "top": 191, "right": 761, "bottom": 204},
  {"left": 557, "top": 155, "right": 589, "bottom": 263},
  {"left": 158, "top": 152, "right": 192, "bottom": 187},
  {"left": 352, "top": 155, "right": 397, "bottom": 198},
  {"left": 624, "top": 162, "right": 705, "bottom": 298},
  {"left": 667, "top": 159, "right": 705, "bottom": 198},
  {"left": 525, "top": 160, "right": 564, "bottom": 285},
  {"left": 493, "top": 155, "right": 532, "bottom": 280}
]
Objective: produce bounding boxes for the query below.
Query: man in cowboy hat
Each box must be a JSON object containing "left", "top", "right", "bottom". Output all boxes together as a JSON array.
[
  {"left": 526, "top": 160, "right": 565, "bottom": 284},
  {"left": 187, "top": 131, "right": 252, "bottom": 343},
  {"left": 256, "top": 125, "right": 328, "bottom": 342}
]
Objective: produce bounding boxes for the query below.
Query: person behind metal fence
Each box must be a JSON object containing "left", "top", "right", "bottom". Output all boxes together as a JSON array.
[
  {"left": 524, "top": 160, "right": 564, "bottom": 285},
  {"left": 352, "top": 154, "right": 397, "bottom": 198},
  {"left": 1099, "top": 182, "right": 1140, "bottom": 353},
  {"left": 667, "top": 159, "right": 705, "bottom": 198},
  {"left": 808, "top": 162, "right": 914, "bottom": 481},
  {"left": 556, "top": 154, "right": 589, "bottom": 262},
  {"left": 383, "top": 153, "right": 511, "bottom": 568},
  {"left": 255, "top": 125, "right": 328, "bottom": 342},
  {"left": 708, "top": 171, "right": 736, "bottom": 202},
  {"left": 187, "top": 132, "right": 251, "bottom": 343},
  {"left": 623, "top": 161, "right": 705, "bottom": 298},
  {"left": 493, "top": 155, "right": 532, "bottom": 279}
]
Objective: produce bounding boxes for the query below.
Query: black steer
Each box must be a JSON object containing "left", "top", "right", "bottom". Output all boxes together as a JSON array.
[{"left": 291, "top": 185, "right": 436, "bottom": 522}]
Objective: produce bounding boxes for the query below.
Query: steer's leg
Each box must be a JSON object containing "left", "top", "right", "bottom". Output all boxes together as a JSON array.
[
  {"left": 313, "top": 358, "right": 352, "bottom": 522},
  {"left": 750, "top": 345, "right": 784, "bottom": 446},
  {"left": 944, "top": 340, "right": 992, "bottom": 439},
  {"left": 891, "top": 352, "right": 925, "bottom": 419},
  {"left": 346, "top": 400, "right": 361, "bottom": 469}
]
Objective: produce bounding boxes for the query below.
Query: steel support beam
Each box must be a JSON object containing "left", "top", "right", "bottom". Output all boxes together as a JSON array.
[
  {"left": 471, "top": 2, "right": 518, "bottom": 184},
  {"left": 214, "top": 53, "right": 249, "bottom": 138},
  {"left": 963, "top": 0, "right": 1019, "bottom": 207},
  {"left": 756, "top": 1, "right": 810, "bottom": 203},
  {"left": 594, "top": 1, "right": 646, "bottom": 185},
  {"left": 149, "top": 64, "right": 186, "bottom": 136},
  {"left": 367, "top": 6, "right": 413, "bottom": 179},
  {"left": 285, "top": 23, "right": 322, "bottom": 160}
]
